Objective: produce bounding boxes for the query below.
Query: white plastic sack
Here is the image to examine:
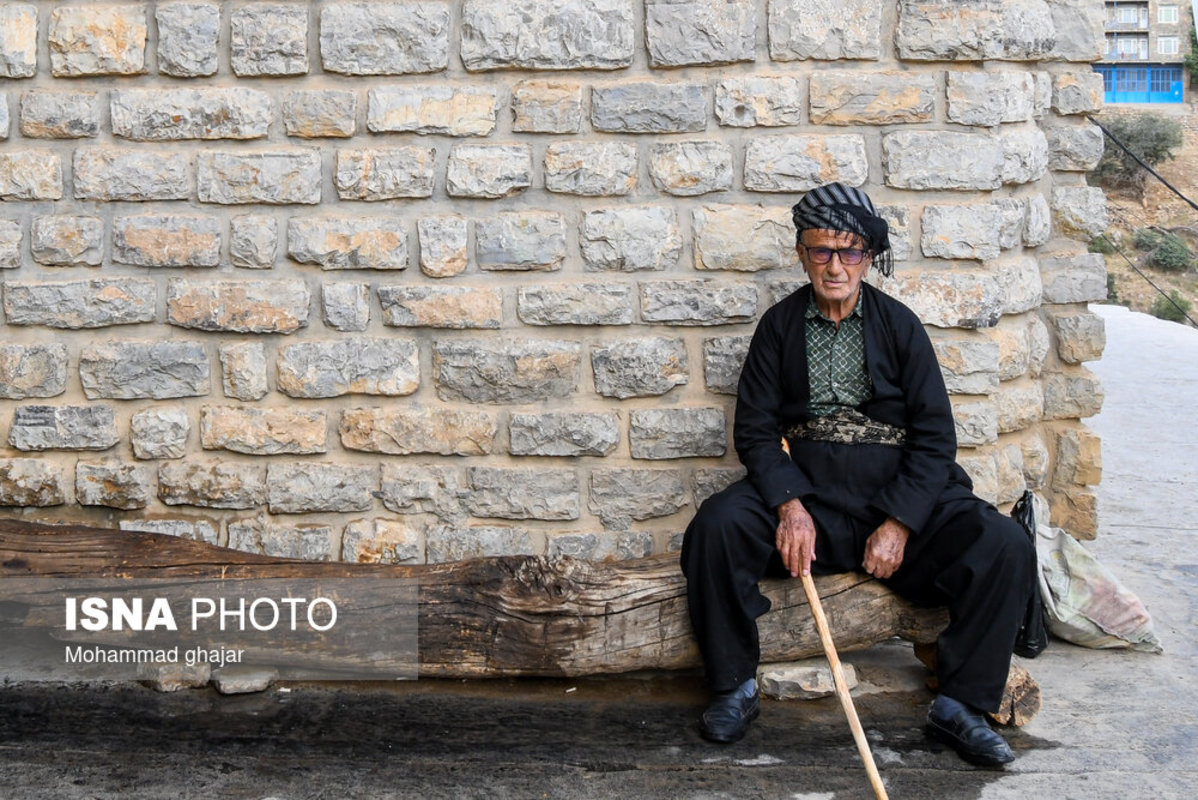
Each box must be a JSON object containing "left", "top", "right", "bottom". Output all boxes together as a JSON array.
[{"left": 1036, "top": 523, "right": 1163, "bottom": 654}]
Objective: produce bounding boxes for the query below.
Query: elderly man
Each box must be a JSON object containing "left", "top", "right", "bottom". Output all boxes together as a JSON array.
[{"left": 680, "top": 183, "right": 1033, "bottom": 767}]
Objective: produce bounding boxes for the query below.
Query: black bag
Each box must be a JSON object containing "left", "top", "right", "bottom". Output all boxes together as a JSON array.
[{"left": 1010, "top": 491, "right": 1048, "bottom": 658}]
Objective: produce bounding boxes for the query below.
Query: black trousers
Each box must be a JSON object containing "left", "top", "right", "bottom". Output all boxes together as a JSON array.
[{"left": 680, "top": 467, "right": 1033, "bottom": 713}]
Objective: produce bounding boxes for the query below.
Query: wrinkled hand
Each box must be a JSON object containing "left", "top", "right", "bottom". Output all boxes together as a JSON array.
[
  {"left": 863, "top": 517, "right": 910, "bottom": 580},
  {"left": 776, "top": 498, "right": 817, "bottom": 578}
]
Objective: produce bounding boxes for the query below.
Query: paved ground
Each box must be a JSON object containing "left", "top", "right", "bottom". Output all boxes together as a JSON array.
[{"left": 1, "top": 304, "right": 1196, "bottom": 800}]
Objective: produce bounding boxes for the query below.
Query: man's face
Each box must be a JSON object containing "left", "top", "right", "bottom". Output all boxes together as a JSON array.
[{"left": 796, "top": 228, "right": 871, "bottom": 309}]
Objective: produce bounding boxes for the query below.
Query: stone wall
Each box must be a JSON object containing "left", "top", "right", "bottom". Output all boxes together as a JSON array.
[{"left": 0, "top": 0, "right": 1110, "bottom": 563}]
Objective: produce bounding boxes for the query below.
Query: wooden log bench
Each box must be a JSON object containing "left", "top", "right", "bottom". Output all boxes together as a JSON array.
[{"left": 0, "top": 518, "right": 1039, "bottom": 725}]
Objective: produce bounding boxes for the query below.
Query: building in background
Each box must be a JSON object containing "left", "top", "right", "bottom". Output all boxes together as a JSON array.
[{"left": 1095, "top": 1, "right": 1194, "bottom": 102}]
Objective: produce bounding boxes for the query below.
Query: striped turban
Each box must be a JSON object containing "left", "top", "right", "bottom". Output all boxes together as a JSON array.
[{"left": 791, "top": 183, "right": 893, "bottom": 276}]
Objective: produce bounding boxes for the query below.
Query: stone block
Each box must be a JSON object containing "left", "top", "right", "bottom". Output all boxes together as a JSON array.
[
  {"left": 645, "top": 0, "right": 755, "bottom": 67},
  {"left": 517, "top": 284, "right": 634, "bottom": 326},
  {"left": 0, "top": 221, "right": 19, "bottom": 268},
  {"left": 1053, "top": 425, "right": 1102, "bottom": 487},
  {"left": 1050, "top": 310, "right": 1106, "bottom": 364},
  {"left": 769, "top": 0, "right": 881, "bottom": 60},
  {"left": 200, "top": 407, "right": 327, "bottom": 456},
  {"left": 4, "top": 278, "right": 156, "bottom": 328},
  {"left": 287, "top": 217, "right": 409, "bottom": 270},
  {"left": 156, "top": 3, "right": 219, "bottom": 77},
  {"left": 957, "top": 450, "right": 1000, "bottom": 505},
  {"left": 693, "top": 466, "right": 746, "bottom": 506},
  {"left": 932, "top": 336, "right": 1000, "bottom": 395},
  {"left": 426, "top": 526, "right": 537, "bottom": 564},
  {"left": 1040, "top": 252, "right": 1106, "bottom": 304},
  {"left": 508, "top": 412, "right": 619, "bottom": 457},
  {"left": 873, "top": 269, "right": 1001, "bottom": 329},
  {"left": 1045, "top": 0, "right": 1104, "bottom": 62},
  {"left": 591, "top": 83, "right": 706, "bottom": 134},
  {"left": 883, "top": 131, "right": 1002, "bottom": 191},
  {"left": 640, "top": 280, "right": 758, "bottom": 325},
  {"left": 31, "top": 215, "right": 102, "bottom": 266},
  {"left": 876, "top": 204, "right": 913, "bottom": 262},
  {"left": 920, "top": 205, "right": 1005, "bottom": 261},
  {"left": 460, "top": 0, "right": 634, "bottom": 71},
  {"left": 49, "top": 5, "right": 146, "bottom": 76},
  {"left": 111, "top": 89, "right": 272, "bottom": 141},
  {"left": 227, "top": 515, "right": 337, "bottom": 560},
  {"left": 0, "top": 459, "right": 65, "bottom": 507},
  {"left": 276, "top": 338, "right": 419, "bottom": 398},
  {"left": 131, "top": 408, "right": 190, "bottom": 460},
  {"left": 267, "top": 463, "right": 376, "bottom": 513},
  {"left": 544, "top": 142, "right": 637, "bottom": 196},
  {"left": 648, "top": 141, "right": 733, "bottom": 197},
  {"left": 112, "top": 215, "right": 221, "bottom": 268},
  {"left": 950, "top": 398, "right": 998, "bottom": 447},
  {"left": 1053, "top": 72, "right": 1104, "bottom": 115},
  {"left": 284, "top": 90, "right": 357, "bottom": 138},
  {"left": 139, "top": 662, "right": 210, "bottom": 693},
  {"left": 1042, "top": 368, "right": 1103, "bottom": 419},
  {"left": 994, "top": 255, "right": 1043, "bottom": 315},
  {"left": 1022, "top": 432, "right": 1051, "bottom": 490},
  {"left": 342, "top": 408, "right": 497, "bottom": 456},
  {"left": 322, "top": 282, "right": 370, "bottom": 331},
  {"left": 475, "top": 211, "right": 565, "bottom": 270},
  {"left": 809, "top": 72, "right": 936, "bottom": 125},
  {"left": 219, "top": 342, "right": 269, "bottom": 401},
  {"left": 1028, "top": 316, "right": 1050, "bottom": 377},
  {"left": 467, "top": 467, "right": 580, "bottom": 521},
  {"left": 896, "top": 0, "right": 1055, "bottom": 61},
  {"left": 80, "top": 341, "right": 209, "bottom": 400},
  {"left": 580, "top": 207, "right": 682, "bottom": 272},
  {"left": 589, "top": 468, "right": 687, "bottom": 529},
  {"left": 230, "top": 216, "right": 277, "bottom": 269},
  {"left": 73, "top": 149, "right": 192, "bottom": 202},
  {"left": 19, "top": 91, "right": 98, "bottom": 138},
  {"left": 745, "top": 134, "right": 869, "bottom": 192},
  {"left": 511, "top": 81, "right": 582, "bottom": 133},
  {"left": 198, "top": 151, "right": 322, "bottom": 205},
  {"left": 159, "top": 462, "right": 265, "bottom": 510},
  {"left": 630, "top": 408, "right": 726, "bottom": 459},
  {"left": 1034, "top": 71, "right": 1053, "bottom": 118},
  {"left": 120, "top": 518, "right": 218, "bottom": 545},
  {"left": 0, "top": 152, "right": 63, "bottom": 200},
  {"left": 547, "top": 532, "right": 653, "bottom": 561},
  {"left": 366, "top": 86, "right": 497, "bottom": 136},
  {"left": 446, "top": 145, "right": 532, "bottom": 199},
  {"left": 0, "top": 5, "right": 37, "bottom": 78},
  {"left": 1024, "top": 193, "right": 1052, "bottom": 247},
  {"left": 433, "top": 339, "right": 580, "bottom": 403},
  {"left": 759, "top": 659, "right": 858, "bottom": 700},
  {"left": 343, "top": 518, "right": 426, "bottom": 564},
  {"left": 76, "top": 460, "right": 152, "bottom": 510},
  {"left": 213, "top": 666, "right": 277, "bottom": 695},
  {"left": 378, "top": 285, "right": 501, "bottom": 329},
  {"left": 704, "top": 335, "right": 751, "bottom": 395},
  {"left": 1046, "top": 123, "right": 1104, "bottom": 172},
  {"left": 1050, "top": 486, "right": 1098, "bottom": 540},
  {"left": 8, "top": 404, "right": 118, "bottom": 451},
  {"left": 230, "top": 4, "right": 309, "bottom": 76},
  {"left": 419, "top": 215, "right": 469, "bottom": 277},
  {"left": 999, "top": 128, "right": 1050, "bottom": 185},
  {"left": 0, "top": 344, "right": 68, "bottom": 399},
  {"left": 319, "top": 2, "right": 449, "bottom": 75},
  {"left": 592, "top": 337, "right": 689, "bottom": 399},
  {"left": 166, "top": 279, "right": 310, "bottom": 334},
  {"left": 714, "top": 76, "right": 804, "bottom": 128},
  {"left": 994, "top": 381, "right": 1044, "bottom": 433},
  {"left": 378, "top": 464, "right": 466, "bottom": 519},
  {"left": 693, "top": 205, "right": 800, "bottom": 272},
  {"left": 946, "top": 71, "right": 1035, "bottom": 126},
  {"left": 335, "top": 147, "right": 436, "bottom": 201}
]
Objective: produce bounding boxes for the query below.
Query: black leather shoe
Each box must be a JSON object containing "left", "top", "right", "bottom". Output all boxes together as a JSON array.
[
  {"left": 700, "top": 687, "right": 760, "bottom": 743},
  {"left": 926, "top": 695, "right": 1015, "bottom": 767}
]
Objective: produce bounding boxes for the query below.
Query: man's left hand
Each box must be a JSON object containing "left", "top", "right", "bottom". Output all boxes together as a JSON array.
[{"left": 863, "top": 517, "right": 910, "bottom": 580}]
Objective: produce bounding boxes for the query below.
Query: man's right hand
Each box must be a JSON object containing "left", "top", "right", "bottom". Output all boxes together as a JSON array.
[{"left": 776, "top": 498, "right": 817, "bottom": 578}]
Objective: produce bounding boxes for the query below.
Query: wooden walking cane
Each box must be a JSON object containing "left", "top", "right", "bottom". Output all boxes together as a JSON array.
[{"left": 800, "top": 570, "right": 890, "bottom": 800}]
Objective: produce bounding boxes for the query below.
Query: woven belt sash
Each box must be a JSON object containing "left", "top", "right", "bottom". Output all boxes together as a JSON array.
[{"left": 784, "top": 408, "right": 906, "bottom": 447}]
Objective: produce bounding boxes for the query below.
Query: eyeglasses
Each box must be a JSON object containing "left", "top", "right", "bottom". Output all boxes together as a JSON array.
[{"left": 800, "top": 245, "right": 869, "bottom": 266}]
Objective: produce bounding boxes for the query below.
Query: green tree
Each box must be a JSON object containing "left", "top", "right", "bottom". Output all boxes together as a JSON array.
[
  {"left": 1150, "top": 290, "right": 1193, "bottom": 324},
  {"left": 1088, "top": 112, "right": 1184, "bottom": 198},
  {"left": 1186, "top": 27, "right": 1198, "bottom": 85}
]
